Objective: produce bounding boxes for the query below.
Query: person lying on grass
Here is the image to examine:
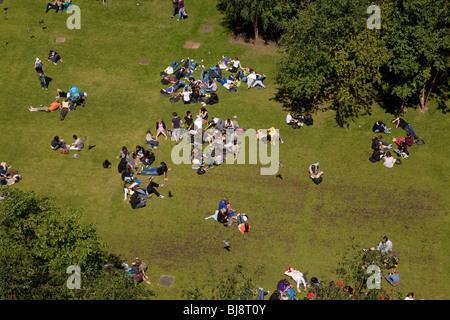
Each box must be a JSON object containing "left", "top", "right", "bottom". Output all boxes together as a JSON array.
[{"left": 29, "top": 98, "right": 61, "bottom": 112}]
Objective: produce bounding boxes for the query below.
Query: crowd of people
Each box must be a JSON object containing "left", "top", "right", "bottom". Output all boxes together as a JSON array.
[
  {"left": 159, "top": 56, "right": 267, "bottom": 105},
  {"left": 4, "top": 3, "right": 423, "bottom": 298},
  {"left": 369, "top": 117, "right": 422, "bottom": 167},
  {"left": 117, "top": 140, "right": 170, "bottom": 209},
  {"left": 263, "top": 235, "right": 412, "bottom": 300}
]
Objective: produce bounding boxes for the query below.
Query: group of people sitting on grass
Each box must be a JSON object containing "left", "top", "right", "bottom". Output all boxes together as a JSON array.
[
  {"left": 50, "top": 134, "right": 85, "bottom": 153},
  {"left": 29, "top": 87, "right": 87, "bottom": 121},
  {"left": 117, "top": 144, "right": 169, "bottom": 209},
  {"left": 369, "top": 117, "right": 421, "bottom": 167},
  {"left": 285, "top": 111, "right": 314, "bottom": 129},
  {"left": 0, "top": 162, "right": 21, "bottom": 186},
  {"left": 205, "top": 197, "right": 251, "bottom": 233},
  {"left": 266, "top": 267, "right": 319, "bottom": 300},
  {"left": 159, "top": 56, "right": 266, "bottom": 104}
]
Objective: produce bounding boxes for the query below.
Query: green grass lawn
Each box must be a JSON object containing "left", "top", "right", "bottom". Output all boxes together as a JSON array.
[{"left": 1, "top": 0, "right": 449, "bottom": 300}]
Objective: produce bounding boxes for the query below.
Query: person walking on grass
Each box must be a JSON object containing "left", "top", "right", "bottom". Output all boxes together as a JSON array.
[
  {"left": 35, "top": 58, "right": 48, "bottom": 90},
  {"left": 177, "top": 0, "right": 187, "bottom": 21}
]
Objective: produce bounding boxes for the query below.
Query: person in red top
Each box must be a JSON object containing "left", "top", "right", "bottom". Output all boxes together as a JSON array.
[
  {"left": 236, "top": 213, "right": 250, "bottom": 233},
  {"left": 28, "top": 98, "right": 61, "bottom": 112}
]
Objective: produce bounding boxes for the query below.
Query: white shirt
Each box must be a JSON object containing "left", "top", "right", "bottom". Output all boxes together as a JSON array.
[
  {"left": 383, "top": 156, "right": 396, "bottom": 168},
  {"left": 286, "top": 113, "right": 293, "bottom": 124},
  {"left": 284, "top": 269, "right": 307, "bottom": 290},
  {"left": 182, "top": 91, "right": 191, "bottom": 101}
]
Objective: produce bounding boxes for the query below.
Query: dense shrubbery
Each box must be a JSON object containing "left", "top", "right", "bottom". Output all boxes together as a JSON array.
[{"left": 0, "top": 188, "right": 154, "bottom": 300}]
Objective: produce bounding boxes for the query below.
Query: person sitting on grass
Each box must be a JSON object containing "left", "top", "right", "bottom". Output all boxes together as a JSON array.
[
  {"left": 309, "top": 162, "right": 324, "bottom": 184},
  {"left": 286, "top": 112, "right": 301, "bottom": 126},
  {"left": 382, "top": 151, "right": 396, "bottom": 168},
  {"left": 129, "top": 192, "right": 146, "bottom": 209},
  {"left": 370, "top": 146, "right": 385, "bottom": 163},
  {"left": 392, "top": 132, "right": 414, "bottom": 148},
  {"left": 141, "top": 150, "right": 156, "bottom": 167},
  {"left": 132, "top": 258, "right": 151, "bottom": 284},
  {"left": 29, "top": 98, "right": 61, "bottom": 112},
  {"left": 385, "top": 269, "right": 400, "bottom": 286},
  {"left": 144, "top": 129, "right": 159, "bottom": 149},
  {"left": 156, "top": 118, "right": 168, "bottom": 140},
  {"left": 46, "top": 50, "right": 63, "bottom": 65},
  {"left": 137, "top": 161, "right": 170, "bottom": 181},
  {"left": 51, "top": 135, "right": 66, "bottom": 150},
  {"left": 69, "top": 135, "right": 84, "bottom": 151},
  {"left": 371, "top": 135, "right": 391, "bottom": 152},
  {"left": 276, "top": 279, "right": 292, "bottom": 300},
  {"left": 372, "top": 120, "right": 390, "bottom": 134}
]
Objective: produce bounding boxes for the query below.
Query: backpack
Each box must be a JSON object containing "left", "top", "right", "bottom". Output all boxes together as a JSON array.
[
  {"left": 197, "top": 168, "right": 205, "bottom": 175},
  {"left": 415, "top": 139, "right": 425, "bottom": 145},
  {"left": 102, "top": 159, "right": 111, "bottom": 168}
]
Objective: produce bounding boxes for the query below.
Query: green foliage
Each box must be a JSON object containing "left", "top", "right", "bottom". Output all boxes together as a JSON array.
[
  {"left": 182, "top": 263, "right": 259, "bottom": 300},
  {"left": 276, "top": 0, "right": 449, "bottom": 123},
  {"left": 379, "top": 0, "right": 450, "bottom": 111},
  {"left": 0, "top": 188, "right": 154, "bottom": 300},
  {"left": 216, "top": 0, "right": 300, "bottom": 40},
  {"left": 302, "top": 237, "right": 403, "bottom": 300}
]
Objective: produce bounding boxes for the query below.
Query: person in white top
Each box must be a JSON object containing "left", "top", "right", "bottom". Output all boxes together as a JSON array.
[
  {"left": 383, "top": 151, "right": 396, "bottom": 168},
  {"left": 365, "top": 236, "right": 393, "bottom": 255},
  {"left": 227, "top": 57, "right": 241, "bottom": 73},
  {"left": 284, "top": 267, "right": 307, "bottom": 292},
  {"left": 405, "top": 292, "right": 414, "bottom": 300}
]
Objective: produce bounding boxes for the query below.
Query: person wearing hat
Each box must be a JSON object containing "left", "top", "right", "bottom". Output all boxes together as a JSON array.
[{"left": 34, "top": 58, "right": 48, "bottom": 90}]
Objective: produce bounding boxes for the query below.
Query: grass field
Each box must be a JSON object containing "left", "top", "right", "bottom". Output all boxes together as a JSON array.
[{"left": 1, "top": 0, "right": 449, "bottom": 300}]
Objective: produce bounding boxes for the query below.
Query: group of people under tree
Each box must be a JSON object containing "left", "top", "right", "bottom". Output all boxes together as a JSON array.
[{"left": 370, "top": 117, "right": 421, "bottom": 167}]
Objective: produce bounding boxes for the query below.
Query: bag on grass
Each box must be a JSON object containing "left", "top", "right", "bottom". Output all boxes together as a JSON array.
[
  {"left": 416, "top": 139, "right": 425, "bottom": 145},
  {"left": 197, "top": 168, "right": 205, "bottom": 175},
  {"left": 60, "top": 148, "right": 69, "bottom": 154}
]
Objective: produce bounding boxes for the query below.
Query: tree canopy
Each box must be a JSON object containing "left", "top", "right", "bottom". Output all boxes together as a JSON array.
[{"left": 0, "top": 188, "right": 154, "bottom": 300}]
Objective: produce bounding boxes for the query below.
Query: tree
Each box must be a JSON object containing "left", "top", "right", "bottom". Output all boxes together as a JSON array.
[
  {"left": 216, "top": 0, "right": 300, "bottom": 41},
  {"left": 329, "top": 31, "right": 392, "bottom": 126},
  {"left": 0, "top": 188, "right": 154, "bottom": 300},
  {"left": 307, "top": 237, "right": 403, "bottom": 300},
  {"left": 378, "top": 0, "right": 449, "bottom": 113},
  {"left": 182, "top": 263, "right": 260, "bottom": 300},
  {"left": 276, "top": 0, "right": 382, "bottom": 126}
]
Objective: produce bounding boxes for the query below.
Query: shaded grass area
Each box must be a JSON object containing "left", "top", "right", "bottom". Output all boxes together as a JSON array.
[{"left": 0, "top": 0, "right": 449, "bottom": 299}]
